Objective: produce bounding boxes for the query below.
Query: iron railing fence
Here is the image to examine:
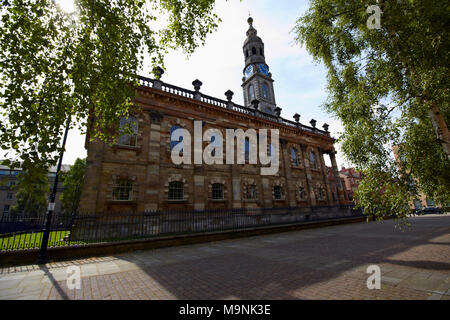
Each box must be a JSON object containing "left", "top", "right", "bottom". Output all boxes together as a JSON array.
[
  {"left": 0, "top": 213, "right": 74, "bottom": 235},
  {"left": 0, "top": 212, "right": 76, "bottom": 252},
  {"left": 0, "top": 205, "right": 363, "bottom": 252}
]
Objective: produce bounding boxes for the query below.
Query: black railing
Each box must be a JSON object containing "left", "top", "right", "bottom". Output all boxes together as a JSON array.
[
  {"left": 137, "top": 76, "right": 330, "bottom": 137},
  {"left": 0, "top": 205, "right": 363, "bottom": 252}
]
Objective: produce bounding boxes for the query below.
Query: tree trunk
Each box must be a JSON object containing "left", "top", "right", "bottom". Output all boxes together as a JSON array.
[{"left": 428, "top": 104, "right": 450, "bottom": 162}]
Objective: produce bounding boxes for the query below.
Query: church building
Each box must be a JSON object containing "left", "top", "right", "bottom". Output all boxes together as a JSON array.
[{"left": 79, "top": 18, "right": 346, "bottom": 213}]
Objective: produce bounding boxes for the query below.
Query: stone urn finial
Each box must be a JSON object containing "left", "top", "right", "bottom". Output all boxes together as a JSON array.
[
  {"left": 310, "top": 119, "right": 317, "bottom": 128},
  {"left": 274, "top": 107, "right": 282, "bottom": 117},
  {"left": 192, "top": 79, "right": 203, "bottom": 92},
  {"left": 293, "top": 113, "right": 300, "bottom": 123},
  {"left": 322, "top": 123, "right": 329, "bottom": 132},
  {"left": 225, "top": 90, "right": 234, "bottom": 102},
  {"left": 251, "top": 99, "right": 260, "bottom": 110}
]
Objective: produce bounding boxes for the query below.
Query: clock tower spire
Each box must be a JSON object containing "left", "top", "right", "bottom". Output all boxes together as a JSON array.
[{"left": 242, "top": 17, "right": 277, "bottom": 115}]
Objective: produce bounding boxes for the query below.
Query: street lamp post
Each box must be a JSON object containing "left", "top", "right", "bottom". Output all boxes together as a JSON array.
[
  {"left": 36, "top": 1, "right": 79, "bottom": 264},
  {"left": 36, "top": 117, "right": 71, "bottom": 264}
]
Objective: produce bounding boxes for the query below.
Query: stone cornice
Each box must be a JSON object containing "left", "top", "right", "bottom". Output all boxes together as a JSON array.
[{"left": 136, "top": 85, "right": 335, "bottom": 144}]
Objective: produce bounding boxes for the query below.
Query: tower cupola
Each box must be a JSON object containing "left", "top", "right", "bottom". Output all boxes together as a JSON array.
[{"left": 241, "top": 17, "right": 277, "bottom": 115}]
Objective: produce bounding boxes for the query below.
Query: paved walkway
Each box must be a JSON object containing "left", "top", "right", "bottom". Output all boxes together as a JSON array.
[{"left": 0, "top": 214, "right": 449, "bottom": 300}]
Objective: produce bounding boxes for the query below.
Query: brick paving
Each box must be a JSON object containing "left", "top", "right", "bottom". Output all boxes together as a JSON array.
[{"left": 0, "top": 214, "right": 449, "bottom": 300}]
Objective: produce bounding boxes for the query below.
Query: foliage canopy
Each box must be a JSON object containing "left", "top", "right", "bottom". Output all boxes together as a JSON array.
[
  {"left": 294, "top": 0, "right": 450, "bottom": 220},
  {"left": 60, "top": 157, "right": 86, "bottom": 214},
  {"left": 0, "top": 0, "right": 221, "bottom": 169}
]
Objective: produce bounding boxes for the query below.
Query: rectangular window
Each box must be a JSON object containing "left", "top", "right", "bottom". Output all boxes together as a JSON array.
[
  {"left": 168, "top": 181, "right": 184, "bottom": 201},
  {"left": 3, "top": 204, "right": 10, "bottom": 214},
  {"left": 169, "top": 181, "right": 184, "bottom": 201},
  {"left": 112, "top": 179, "right": 133, "bottom": 201},
  {"left": 273, "top": 186, "right": 283, "bottom": 200},
  {"left": 212, "top": 183, "right": 224, "bottom": 200},
  {"left": 0, "top": 170, "right": 19, "bottom": 176},
  {"left": 6, "top": 193, "right": 13, "bottom": 200}
]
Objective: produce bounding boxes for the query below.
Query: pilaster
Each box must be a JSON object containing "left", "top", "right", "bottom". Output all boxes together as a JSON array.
[
  {"left": 144, "top": 110, "right": 163, "bottom": 211},
  {"left": 299, "top": 144, "right": 316, "bottom": 206}
]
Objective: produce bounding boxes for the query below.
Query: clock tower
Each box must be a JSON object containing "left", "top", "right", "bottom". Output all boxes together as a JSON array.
[{"left": 242, "top": 17, "right": 277, "bottom": 115}]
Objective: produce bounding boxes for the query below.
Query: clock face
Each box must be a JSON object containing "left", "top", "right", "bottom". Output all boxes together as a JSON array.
[
  {"left": 258, "top": 64, "right": 269, "bottom": 76},
  {"left": 244, "top": 65, "right": 254, "bottom": 79}
]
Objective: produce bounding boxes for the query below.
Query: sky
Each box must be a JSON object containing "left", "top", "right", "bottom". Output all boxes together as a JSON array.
[{"left": 49, "top": 0, "right": 349, "bottom": 168}]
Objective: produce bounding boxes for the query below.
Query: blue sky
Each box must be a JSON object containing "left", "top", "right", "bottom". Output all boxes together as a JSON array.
[{"left": 61, "top": 0, "right": 349, "bottom": 167}]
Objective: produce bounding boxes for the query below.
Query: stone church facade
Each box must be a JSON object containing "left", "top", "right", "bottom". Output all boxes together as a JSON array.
[{"left": 79, "top": 18, "right": 346, "bottom": 213}]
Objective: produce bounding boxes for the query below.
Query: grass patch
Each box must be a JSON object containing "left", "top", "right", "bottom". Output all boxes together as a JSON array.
[{"left": 0, "top": 230, "right": 86, "bottom": 251}]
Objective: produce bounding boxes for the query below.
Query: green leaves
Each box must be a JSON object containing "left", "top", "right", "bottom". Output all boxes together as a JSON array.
[
  {"left": 294, "top": 0, "right": 450, "bottom": 220},
  {"left": 11, "top": 163, "right": 50, "bottom": 216},
  {"left": 156, "top": 0, "right": 221, "bottom": 55},
  {"left": 60, "top": 157, "right": 86, "bottom": 214},
  {"left": 0, "top": 0, "right": 221, "bottom": 168}
]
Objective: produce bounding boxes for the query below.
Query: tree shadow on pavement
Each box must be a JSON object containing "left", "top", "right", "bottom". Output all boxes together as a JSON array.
[{"left": 114, "top": 215, "right": 450, "bottom": 300}]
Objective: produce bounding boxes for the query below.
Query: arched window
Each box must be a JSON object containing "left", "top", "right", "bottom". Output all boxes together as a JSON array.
[
  {"left": 248, "top": 84, "right": 255, "bottom": 101},
  {"left": 262, "top": 83, "right": 269, "bottom": 99},
  {"left": 318, "top": 187, "right": 326, "bottom": 200},
  {"left": 298, "top": 187, "right": 305, "bottom": 200},
  {"left": 209, "top": 134, "right": 216, "bottom": 157},
  {"left": 245, "top": 50, "right": 249, "bottom": 58},
  {"left": 112, "top": 178, "right": 133, "bottom": 201},
  {"left": 244, "top": 138, "right": 250, "bottom": 162},
  {"left": 170, "top": 125, "right": 183, "bottom": 152},
  {"left": 290, "top": 148, "right": 299, "bottom": 166},
  {"left": 212, "top": 183, "right": 224, "bottom": 200},
  {"left": 118, "top": 117, "right": 138, "bottom": 147},
  {"left": 252, "top": 47, "right": 256, "bottom": 55},
  {"left": 208, "top": 132, "right": 222, "bottom": 158},
  {"left": 260, "top": 48, "right": 263, "bottom": 55},
  {"left": 168, "top": 181, "right": 184, "bottom": 200},
  {"left": 310, "top": 151, "right": 318, "bottom": 170},
  {"left": 273, "top": 186, "right": 283, "bottom": 200},
  {"left": 245, "top": 184, "right": 257, "bottom": 200}
]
